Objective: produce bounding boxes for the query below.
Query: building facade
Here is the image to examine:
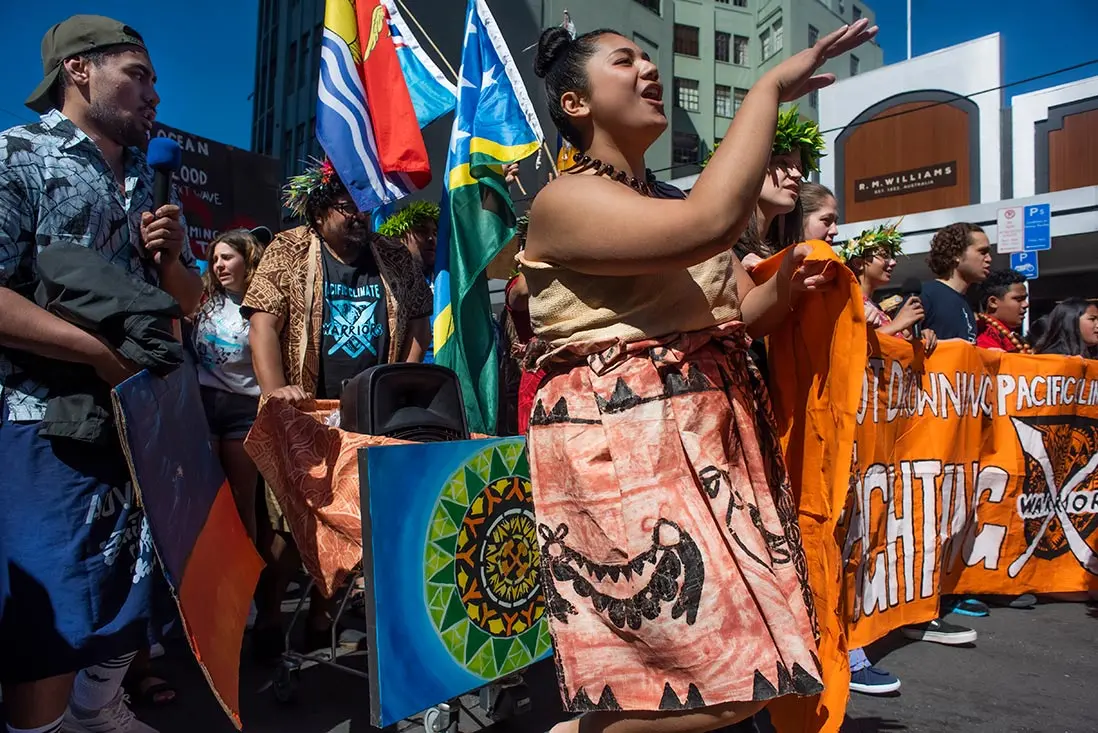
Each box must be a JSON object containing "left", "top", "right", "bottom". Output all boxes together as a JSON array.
[
  {"left": 815, "top": 34, "right": 1098, "bottom": 321},
  {"left": 251, "top": 0, "right": 881, "bottom": 201},
  {"left": 665, "top": 0, "right": 882, "bottom": 177}
]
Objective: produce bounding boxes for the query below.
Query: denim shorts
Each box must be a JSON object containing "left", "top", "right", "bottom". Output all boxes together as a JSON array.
[
  {"left": 0, "top": 418, "right": 156, "bottom": 683},
  {"left": 200, "top": 386, "right": 260, "bottom": 440}
]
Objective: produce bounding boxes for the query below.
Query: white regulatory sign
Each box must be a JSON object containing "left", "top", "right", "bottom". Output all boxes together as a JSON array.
[{"left": 997, "top": 206, "right": 1024, "bottom": 254}]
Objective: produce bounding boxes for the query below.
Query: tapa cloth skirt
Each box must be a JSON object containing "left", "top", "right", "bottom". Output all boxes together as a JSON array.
[{"left": 526, "top": 322, "right": 823, "bottom": 712}]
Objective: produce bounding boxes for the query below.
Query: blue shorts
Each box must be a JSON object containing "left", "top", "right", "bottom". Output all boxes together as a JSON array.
[{"left": 0, "top": 417, "right": 157, "bottom": 683}]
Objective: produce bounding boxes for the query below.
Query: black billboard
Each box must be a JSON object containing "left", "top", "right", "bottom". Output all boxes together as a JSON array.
[{"left": 150, "top": 123, "right": 281, "bottom": 262}]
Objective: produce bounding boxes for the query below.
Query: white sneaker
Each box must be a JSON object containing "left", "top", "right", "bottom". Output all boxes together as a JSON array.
[{"left": 62, "top": 691, "right": 159, "bottom": 733}]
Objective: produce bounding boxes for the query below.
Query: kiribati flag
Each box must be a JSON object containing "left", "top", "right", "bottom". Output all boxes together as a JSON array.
[
  {"left": 113, "top": 367, "right": 263, "bottom": 729},
  {"left": 318, "top": 0, "right": 433, "bottom": 212}
]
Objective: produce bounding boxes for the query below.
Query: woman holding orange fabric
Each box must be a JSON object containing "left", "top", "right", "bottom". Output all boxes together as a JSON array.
[
  {"left": 524, "top": 18, "right": 876, "bottom": 733},
  {"left": 801, "top": 185, "right": 903, "bottom": 696}
]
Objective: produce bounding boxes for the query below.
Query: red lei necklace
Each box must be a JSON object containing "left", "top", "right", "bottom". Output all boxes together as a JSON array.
[{"left": 979, "top": 314, "right": 1032, "bottom": 354}]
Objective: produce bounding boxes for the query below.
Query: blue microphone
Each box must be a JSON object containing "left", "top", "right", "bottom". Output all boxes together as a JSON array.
[
  {"left": 146, "top": 137, "right": 182, "bottom": 212},
  {"left": 145, "top": 137, "right": 183, "bottom": 266}
]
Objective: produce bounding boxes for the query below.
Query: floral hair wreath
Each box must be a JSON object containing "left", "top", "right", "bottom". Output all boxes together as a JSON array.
[
  {"left": 771, "top": 106, "right": 826, "bottom": 173},
  {"left": 703, "top": 106, "right": 825, "bottom": 172},
  {"left": 837, "top": 219, "right": 905, "bottom": 264},
  {"left": 282, "top": 158, "right": 340, "bottom": 219},
  {"left": 377, "top": 201, "right": 441, "bottom": 238}
]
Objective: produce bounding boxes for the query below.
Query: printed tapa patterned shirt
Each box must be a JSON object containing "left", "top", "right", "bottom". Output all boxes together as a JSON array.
[{"left": 0, "top": 109, "right": 198, "bottom": 422}]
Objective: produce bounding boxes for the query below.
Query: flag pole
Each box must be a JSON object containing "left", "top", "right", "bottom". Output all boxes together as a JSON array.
[
  {"left": 906, "top": 0, "right": 912, "bottom": 60},
  {"left": 395, "top": 0, "right": 459, "bottom": 80},
  {"left": 396, "top": 0, "right": 557, "bottom": 179},
  {"left": 543, "top": 141, "right": 559, "bottom": 176}
]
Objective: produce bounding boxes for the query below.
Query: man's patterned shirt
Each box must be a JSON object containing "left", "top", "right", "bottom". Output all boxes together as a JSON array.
[{"left": 0, "top": 109, "right": 198, "bottom": 422}]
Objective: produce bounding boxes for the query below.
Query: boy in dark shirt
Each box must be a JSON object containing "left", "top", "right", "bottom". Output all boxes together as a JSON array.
[{"left": 920, "top": 222, "right": 992, "bottom": 343}]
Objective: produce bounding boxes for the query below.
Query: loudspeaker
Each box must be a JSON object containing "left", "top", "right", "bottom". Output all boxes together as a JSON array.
[{"left": 339, "top": 363, "right": 469, "bottom": 443}]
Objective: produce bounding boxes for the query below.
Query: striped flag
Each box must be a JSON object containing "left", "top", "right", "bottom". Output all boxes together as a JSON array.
[
  {"left": 113, "top": 369, "right": 263, "bottom": 729},
  {"left": 317, "top": 0, "right": 436, "bottom": 212},
  {"left": 432, "top": 0, "right": 544, "bottom": 434},
  {"left": 384, "top": 0, "right": 456, "bottom": 128}
]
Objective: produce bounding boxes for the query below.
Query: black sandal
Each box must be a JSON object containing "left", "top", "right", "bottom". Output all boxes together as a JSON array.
[{"left": 124, "top": 672, "right": 177, "bottom": 707}]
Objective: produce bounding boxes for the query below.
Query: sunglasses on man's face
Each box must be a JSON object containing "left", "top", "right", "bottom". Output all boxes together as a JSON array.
[{"left": 330, "top": 200, "right": 359, "bottom": 216}]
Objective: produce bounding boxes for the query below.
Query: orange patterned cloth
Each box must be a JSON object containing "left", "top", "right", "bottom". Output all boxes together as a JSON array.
[
  {"left": 527, "top": 321, "right": 823, "bottom": 713},
  {"left": 244, "top": 397, "right": 406, "bottom": 596},
  {"left": 244, "top": 396, "right": 490, "bottom": 597}
]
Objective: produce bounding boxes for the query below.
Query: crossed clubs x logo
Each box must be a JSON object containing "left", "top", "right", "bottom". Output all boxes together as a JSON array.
[{"left": 1007, "top": 417, "right": 1098, "bottom": 577}]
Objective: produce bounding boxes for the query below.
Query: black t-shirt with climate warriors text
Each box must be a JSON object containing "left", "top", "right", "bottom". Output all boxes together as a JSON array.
[{"left": 317, "top": 244, "right": 389, "bottom": 400}]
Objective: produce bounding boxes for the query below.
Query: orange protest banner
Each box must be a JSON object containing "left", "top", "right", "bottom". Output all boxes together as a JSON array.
[
  {"left": 760, "top": 241, "right": 1098, "bottom": 732},
  {"left": 843, "top": 334, "right": 1098, "bottom": 649}
]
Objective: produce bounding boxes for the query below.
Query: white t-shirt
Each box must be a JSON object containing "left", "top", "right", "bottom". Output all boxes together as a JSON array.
[{"left": 191, "top": 291, "right": 260, "bottom": 397}]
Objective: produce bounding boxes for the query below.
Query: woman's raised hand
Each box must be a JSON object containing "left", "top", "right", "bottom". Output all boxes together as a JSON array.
[{"left": 764, "top": 18, "right": 878, "bottom": 103}]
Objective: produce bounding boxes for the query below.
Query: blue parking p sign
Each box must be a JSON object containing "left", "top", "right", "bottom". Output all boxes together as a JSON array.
[
  {"left": 1023, "top": 204, "right": 1051, "bottom": 251},
  {"left": 1011, "top": 251, "right": 1039, "bottom": 280}
]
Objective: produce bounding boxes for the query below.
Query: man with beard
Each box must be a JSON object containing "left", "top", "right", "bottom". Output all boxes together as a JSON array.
[
  {"left": 920, "top": 222, "right": 992, "bottom": 343},
  {"left": 0, "top": 15, "right": 201, "bottom": 733},
  {"left": 243, "top": 160, "right": 431, "bottom": 661}
]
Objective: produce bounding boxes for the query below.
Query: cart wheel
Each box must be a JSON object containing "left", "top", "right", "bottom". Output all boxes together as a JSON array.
[{"left": 273, "top": 662, "right": 299, "bottom": 704}]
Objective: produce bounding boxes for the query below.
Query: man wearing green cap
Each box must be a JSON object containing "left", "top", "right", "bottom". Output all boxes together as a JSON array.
[{"left": 0, "top": 14, "right": 201, "bottom": 733}]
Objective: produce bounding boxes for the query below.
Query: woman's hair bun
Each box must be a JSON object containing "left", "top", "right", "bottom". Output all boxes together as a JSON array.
[{"left": 534, "top": 26, "right": 573, "bottom": 78}]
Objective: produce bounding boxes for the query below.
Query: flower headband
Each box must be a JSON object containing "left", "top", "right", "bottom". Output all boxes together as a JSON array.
[
  {"left": 702, "top": 106, "right": 825, "bottom": 172},
  {"left": 282, "top": 158, "right": 341, "bottom": 219},
  {"left": 377, "top": 201, "right": 441, "bottom": 238},
  {"left": 837, "top": 220, "right": 905, "bottom": 263}
]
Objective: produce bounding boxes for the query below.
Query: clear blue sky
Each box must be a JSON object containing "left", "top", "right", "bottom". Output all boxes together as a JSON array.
[
  {"left": 0, "top": 0, "right": 1094, "bottom": 149},
  {"left": 0, "top": 0, "right": 259, "bottom": 147}
]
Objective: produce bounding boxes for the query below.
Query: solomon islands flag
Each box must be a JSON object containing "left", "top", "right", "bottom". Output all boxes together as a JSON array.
[{"left": 432, "top": 0, "right": 544, "bottom": 434}]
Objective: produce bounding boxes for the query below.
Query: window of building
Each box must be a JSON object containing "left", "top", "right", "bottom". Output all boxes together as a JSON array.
[
  {"left": 838, "top": 0, "right": 846, "bottom": 14},
  {"left": 715, "top": 85, "right": 732, "bottom": 117},
  {"left": 850, "top": 54, "right": 860, "bottom": 76},
  {"left": 672, "top": 132, "right": 700, "bottom": 165},
  {"left": 733, "top": 35, "right": 748, "bottom": 65},
  {"left": 313, "top": 24, "right": 324, "bottom": 78},
  {"left": 809, "top": 89, "right": 819, "bottom": 109},
  {"left": 266, "top": 56, "right": 277, "bottom": 110},
  {"left": 285, "top": 41, "right": 297, "bottom": 96},
  {"left": 760, "top": 29, "right": 771, "bottom": 59},
  {"left": 282, "top": 129, "right": 293, "bottom": 163},
  {"left": 808, "top": 25, "right": 819, "bottom": 48},
  {"left": 264, "top": 115, "right": 275, "bottom": 156},
  {"left": 715, "top": 31, "right": 730, "bottom": 63},
  {"left": 633, "top": 0, "right": 661, "bottom": 14},
  {"left": 674, "top": 24, "right": 699, "bottom": 57},
  {"left": 734, "top": 0, "right": 747, "bottom": 6},
  {"left": 674, "top": 77, "right": 700, "bottom": 112},
  {"left": 853, "top": 5, "right": 862, "bottom": 22},
  {"left": 299, "top": 32, "right": 311, "bottom": 90},
  {"left": 773, "top": 17, "right": 783, "bottom": 53},
  {"left": 734, "top": 87, "right": 747, "bottom": 115},
  {"left": 294, "top": 123, "right": 306, "bottom": 171}
]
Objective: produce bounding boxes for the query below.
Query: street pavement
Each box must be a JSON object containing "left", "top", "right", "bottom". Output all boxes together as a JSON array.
[{"left": 45, "top": 601, "right": 1098, "bottom": 732}]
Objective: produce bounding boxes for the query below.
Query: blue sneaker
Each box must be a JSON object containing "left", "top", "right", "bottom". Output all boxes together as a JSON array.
[
  {"left": 849, "top": 665, "right": 901, "bottom": 695},
  {"left": 944, "top": 597, "right": 990, "bottom": 617}
]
